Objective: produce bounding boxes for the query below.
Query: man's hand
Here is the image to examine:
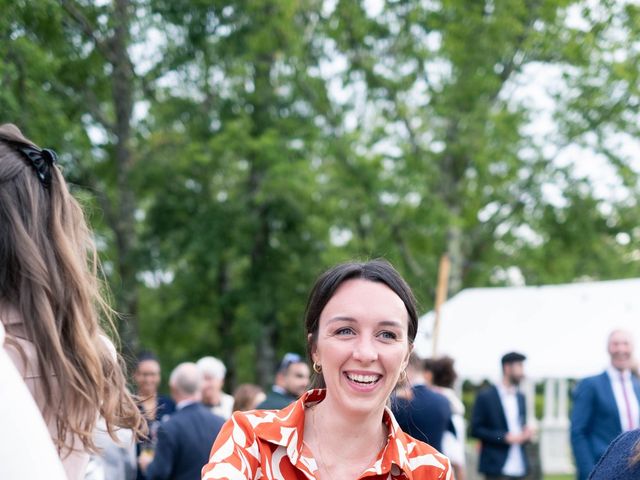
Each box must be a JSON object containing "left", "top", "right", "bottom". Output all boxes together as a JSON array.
[
  {"left": 506, "top": 426, "right": 535, "bottom": 444},
  {"left": 138, "top": 450, "right": 154, "bottom": 473}
]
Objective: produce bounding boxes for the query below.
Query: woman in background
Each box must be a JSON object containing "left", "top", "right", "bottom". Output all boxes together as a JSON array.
[
  {"left": 0, "top": 124, "right": 146, "bottom": 479},
  {"left": 432, "top": 356, "right": 467, "bottom": 480},
  {"left": 232, "top": 383, "right": 266, "bottom": 412}
]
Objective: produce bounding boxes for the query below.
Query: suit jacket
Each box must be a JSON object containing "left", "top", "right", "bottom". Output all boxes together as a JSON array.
[
  {"left": 570, "top": 372, "right": 640, "bottom": 480},
  {"left": 145, "top": 402, "right": 225, "bottom": 480},
  {"left": 391, "top": 384, "right": 452, "bottom": 453},
  {"left": 256, "top": 387, "right": 296, "bottom": 410},
  {"left": 470, "top": 384, "right": 528, "bottom": 476}
]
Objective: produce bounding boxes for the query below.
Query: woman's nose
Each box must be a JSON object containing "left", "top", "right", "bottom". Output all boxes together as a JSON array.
[{"left": 352, "top": 337, "right": 378, "bottom": 363}]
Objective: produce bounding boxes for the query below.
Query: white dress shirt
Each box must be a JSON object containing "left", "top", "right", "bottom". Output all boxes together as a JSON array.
[
  {"left": 497, "top": 383, "right": 526, "bottom": 477},
  {"left": 607, "top": 366, "right": 640, "bottom": 432}
]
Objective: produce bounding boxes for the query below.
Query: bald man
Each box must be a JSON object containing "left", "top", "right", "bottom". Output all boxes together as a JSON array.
[
  {"left": 141, "top": 363, "right": 225, "bottom": 480},
  {"left": 570, "top": 330, "right": 640, "bottom": 480}
]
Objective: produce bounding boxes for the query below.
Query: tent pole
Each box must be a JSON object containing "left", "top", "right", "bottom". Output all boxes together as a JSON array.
[{"left": 432, "top": 254, "right": 450, "bottom": 356}]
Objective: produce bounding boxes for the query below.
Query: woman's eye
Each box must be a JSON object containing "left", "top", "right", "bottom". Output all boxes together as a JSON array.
[
  {"left": 335, "top": 327, "right": 355, "bottom": 335},
  {"left": 379, "top": 331, "right": 398, "bottom": 340}
]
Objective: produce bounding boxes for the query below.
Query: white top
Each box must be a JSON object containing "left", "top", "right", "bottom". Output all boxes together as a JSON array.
[
  {"left": 0, "top": 323, "right": 67, "bottom": 479},
  {"left": 86, "top": 418, "right": 136, "bottom": 480},
  {"left": 606, "top": 366, "right": 640, "bottom": 431},
  {"left": 210, "top": 392, "right": 234, "bottom": 419},
  {"left": 437, "top": 387, "right": 466, "bottom": 466},
  {"left": 497, "top": 384, "right": 526, "bottom": 477}
]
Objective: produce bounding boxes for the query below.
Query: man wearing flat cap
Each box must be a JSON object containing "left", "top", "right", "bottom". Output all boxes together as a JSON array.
[{"left": 471, "top": 352, "right": 533, "bottom": 480}]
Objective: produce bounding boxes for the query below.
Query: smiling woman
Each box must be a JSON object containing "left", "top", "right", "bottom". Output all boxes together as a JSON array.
[{"left": 202, "top": 259, "right": 451, "bottom": 480}]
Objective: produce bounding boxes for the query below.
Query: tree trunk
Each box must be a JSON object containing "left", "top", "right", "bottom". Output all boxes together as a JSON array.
[{"left": 110, "top": 0, "right": 139, "bottom": 354}]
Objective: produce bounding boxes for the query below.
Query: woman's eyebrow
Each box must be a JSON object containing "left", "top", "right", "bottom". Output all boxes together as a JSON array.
[
  {"left": 326, "top": 316, "right": 357, "bottom": 325},
  {"left": 326, "top": 317, "right": 403, "bottom": 328},
  {"left": 377, "top": 320, "right": 403, "bottom": 329}
]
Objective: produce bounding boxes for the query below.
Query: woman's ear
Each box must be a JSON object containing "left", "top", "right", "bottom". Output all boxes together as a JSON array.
[
  {"left": 401, "top": 344, "right": 414, "bottom": 370},
  {"left": 308, "top": 333, "right": 318, "bottom": 363}
]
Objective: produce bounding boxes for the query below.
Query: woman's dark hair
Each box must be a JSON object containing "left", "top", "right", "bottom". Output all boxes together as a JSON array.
[
  {"left": 232, "top": 383, "right": 265, "bottom": 412},
  {"left": 304, "top": 259, "right": 418, "bottom": 388},
  {"left": 432, "top": 356, "right": 458, "bottom": 389},
  {"left": 423, "top": 357, "right": 437, "bottom": 373}
]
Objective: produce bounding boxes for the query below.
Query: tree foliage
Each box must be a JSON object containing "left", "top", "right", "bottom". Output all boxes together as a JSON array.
[{"left": 2, "top": 0, "right": 638, "bottom": 386}]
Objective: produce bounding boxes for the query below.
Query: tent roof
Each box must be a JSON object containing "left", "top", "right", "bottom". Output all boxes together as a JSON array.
[{"left": 413, "top": 278, "right": 640, "bottom": 381}]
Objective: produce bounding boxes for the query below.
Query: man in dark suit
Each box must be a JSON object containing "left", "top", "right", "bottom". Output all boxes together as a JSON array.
[
  {"left": 570, "top": 329, "right": 640, "bottom": 480},
  {"left": 140, "top": 362, "right": 225, "bottom": 480},
  {"left": 471, "top": 352, "right": 532, "bottom": 480},
  {"left": 391, "top": 353, "right": 452, "bottom": 453},
  {"left": 257, "top": 352, "right": 310, "bottom": 410}
]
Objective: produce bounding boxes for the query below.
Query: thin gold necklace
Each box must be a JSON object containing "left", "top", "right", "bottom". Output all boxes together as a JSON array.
[{"left": 309, "top": 407, "right": 385, "bottom": 480}]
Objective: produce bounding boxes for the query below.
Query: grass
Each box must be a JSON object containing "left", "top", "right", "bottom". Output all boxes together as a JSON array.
[{"left": 543, "top": 475, "right": 573, "bottom": 480}]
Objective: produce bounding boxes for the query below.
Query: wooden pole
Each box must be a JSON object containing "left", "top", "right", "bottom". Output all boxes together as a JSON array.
[{"left": 432, "top": 254, "right": 451, "bottom": 357}]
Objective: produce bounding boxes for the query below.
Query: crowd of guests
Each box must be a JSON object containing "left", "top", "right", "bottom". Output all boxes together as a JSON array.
[
  {"left": 126, "top": 352, "right": 307, "bottom": 480},
  {"left": 396, "top": 331, "right": 640, "bottom": 480},
  {"left": 1, "top": 122, "right": 639, "bottom": 480}
]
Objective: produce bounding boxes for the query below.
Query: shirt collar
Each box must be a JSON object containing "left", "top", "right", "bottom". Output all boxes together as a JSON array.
[
  {"left": 176, "top": 399, "right": 197, "bottom": 411},
  {"left": 272, "top": 385, "right": 288, "bottom": 395},
  {"left": 251, "top": 389, "right": 421, "bottom": 479},
  {"left": 497, "top": 382, "right": 518, "bottom": 396},
  {"left": 410, "top": 376, "right": 426, "bottom": 386},
  {"left": 607, "top": 366, "right": 632, "bottom": 381}
]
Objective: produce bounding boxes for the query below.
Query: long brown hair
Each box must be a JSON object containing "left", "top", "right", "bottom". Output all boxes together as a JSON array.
[
  {"left": 0, "top": 123, "right": 145, "bottom": 452},
  {"left": 632, "top": 437, "right": 640, "bottom": 466}
]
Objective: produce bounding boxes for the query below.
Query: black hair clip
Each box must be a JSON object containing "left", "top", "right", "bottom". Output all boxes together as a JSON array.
[{"left": 14, "top": 144, "right": 58, "bottom": 188}]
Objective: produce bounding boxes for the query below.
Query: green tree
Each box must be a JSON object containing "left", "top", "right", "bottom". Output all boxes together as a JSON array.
[
  {"left": 324, "top": 0, "right": 639, "bottom": 301},
  {"left": 3, "top": 0, "right": 638, "bottom": 388},
  {"left": 137, "top": 0, "right": 337, "bottom": 383}
]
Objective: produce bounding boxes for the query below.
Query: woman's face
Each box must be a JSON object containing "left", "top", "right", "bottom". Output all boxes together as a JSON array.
[
  {"left": 134, "top": 360, "right": 161, "bottom": 396},
  {"left": 311, "top": 279, "right": 412, "bottom": 416}
]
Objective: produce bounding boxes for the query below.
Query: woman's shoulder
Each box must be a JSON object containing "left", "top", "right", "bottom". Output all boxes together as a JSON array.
[
  {"left": 589, "top": 429, "right": 640, "bottom": 479},
  {"left": 399, "top": 431, "right": 446, "bottom": 457},
  {"left": 391, "top": 427, "right": 451, "bottom": 476},
  {"left": 617, "top": 429, "right": 640, "bottom": 444},
  {"left": 603, "top": 429, "right": 640, "bottom": 454}
]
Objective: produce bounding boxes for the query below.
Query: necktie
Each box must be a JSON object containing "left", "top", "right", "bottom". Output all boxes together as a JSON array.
[{"left": 620, "top": 372, "right": 635, "bottom": 431}]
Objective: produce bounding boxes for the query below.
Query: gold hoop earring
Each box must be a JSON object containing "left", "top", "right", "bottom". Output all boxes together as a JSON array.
[{"left": 313, "top": 362, "right": 322, "bottom": 374}]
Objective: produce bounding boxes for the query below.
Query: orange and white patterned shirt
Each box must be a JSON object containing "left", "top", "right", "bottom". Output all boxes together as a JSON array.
[{"left": 202, "top": 389, "right": 451, "bottom": 480}]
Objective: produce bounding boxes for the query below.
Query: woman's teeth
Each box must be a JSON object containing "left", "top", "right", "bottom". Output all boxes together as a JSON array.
[{"left": 346, "top": 373, "right": 380, "bottom": 384}]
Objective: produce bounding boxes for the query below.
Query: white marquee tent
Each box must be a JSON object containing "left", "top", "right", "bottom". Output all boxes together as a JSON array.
[{"left": 414, "top": 277, "right": 640, "bottom": 382}]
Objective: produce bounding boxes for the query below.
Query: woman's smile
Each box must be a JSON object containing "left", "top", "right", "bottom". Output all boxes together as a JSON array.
[{"left": 344, "top": 371, "right": 383, "bottom": 392}]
